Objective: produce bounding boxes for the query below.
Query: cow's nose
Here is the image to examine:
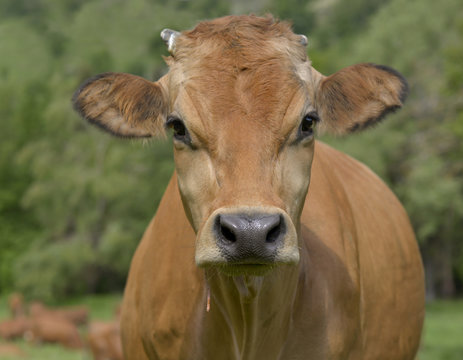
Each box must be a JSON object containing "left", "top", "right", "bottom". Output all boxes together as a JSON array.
[{"left": 214, "top": 213, "right": 285, "bottom": 262}]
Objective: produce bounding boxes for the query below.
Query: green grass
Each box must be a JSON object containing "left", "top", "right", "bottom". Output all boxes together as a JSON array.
[
  {"left": 0, "top": 294, "right": 462, "bottom": 359},
  {"left": 418, "top": 300, "right": 463, "bottom": 360},
  {"left": 3, "top": 342, "right": 86, "bottom": 360}
]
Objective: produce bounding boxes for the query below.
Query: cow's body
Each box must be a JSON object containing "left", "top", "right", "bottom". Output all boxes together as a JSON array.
[
  {"left": 120, "top": 142, "right": 424, "bottom": 359},
  {"left": 73, "top": 15, "right": 425, "bottom": 360}
]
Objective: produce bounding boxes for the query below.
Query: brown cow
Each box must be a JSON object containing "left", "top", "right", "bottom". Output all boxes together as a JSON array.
[
  {"left": 0, "top": 318, "right": 30, "bottom": 340},
  {"left": 88, "top": 321, "right": 124, "bottom": 360},
  {"left": 29, "top": 302, "right": 88, "bottom": 326},
  {"left": 28, "top": 315, "right": 84, "bottom": 349},
  {"left": 73, "top": 15, "right": 425, "bottom": 360}
]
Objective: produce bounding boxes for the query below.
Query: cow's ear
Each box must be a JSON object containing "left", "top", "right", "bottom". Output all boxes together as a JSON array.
[
  {"left": 72, "top": 72, "right": 168, "bottom": 138},
  {"left": 314, "top": 63, "right": 408, "bottom": 135}
]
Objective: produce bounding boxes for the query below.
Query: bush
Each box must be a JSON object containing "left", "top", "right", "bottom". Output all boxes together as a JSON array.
[{"left": 13, "top": 240, "right": 96, "bottom": 303}]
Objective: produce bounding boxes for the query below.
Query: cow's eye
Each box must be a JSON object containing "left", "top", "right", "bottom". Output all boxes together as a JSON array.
[
  {"left": 298, "top": 112, "right": 319, "bottom": 139},
  {"left": 166, "top": 116, "right": 190, "bottom": 143}
]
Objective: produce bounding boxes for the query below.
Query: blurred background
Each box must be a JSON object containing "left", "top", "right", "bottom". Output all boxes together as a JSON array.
[{"left": 0, "top": 0, "right": 462, "bottom": 358}]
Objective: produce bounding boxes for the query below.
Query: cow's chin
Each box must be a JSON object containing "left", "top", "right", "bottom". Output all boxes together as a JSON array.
[
  {"left": 194, "top": 206, "right": 300, "bottom": 272},
  {"left": 217, "top": 264, "right": 275, "bottom": 276}
]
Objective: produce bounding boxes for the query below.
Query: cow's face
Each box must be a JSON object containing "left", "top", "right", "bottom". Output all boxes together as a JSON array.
[{"left": 73, "top": 16, "right": 407, "bottom": 275}]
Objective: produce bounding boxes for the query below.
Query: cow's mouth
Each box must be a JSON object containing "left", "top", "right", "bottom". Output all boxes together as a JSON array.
[{"left": 217, "top": 263, "right": 274, "bottom": 276}]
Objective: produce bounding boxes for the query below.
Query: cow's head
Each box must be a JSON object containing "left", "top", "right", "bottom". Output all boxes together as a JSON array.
[{"left": 73, "top": 16, "right": 407, "bottom": 275}]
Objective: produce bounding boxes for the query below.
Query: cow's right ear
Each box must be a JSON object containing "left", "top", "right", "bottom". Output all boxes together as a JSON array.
[{"left": 72, "top": 72, "right": 168, "bottom": 138}]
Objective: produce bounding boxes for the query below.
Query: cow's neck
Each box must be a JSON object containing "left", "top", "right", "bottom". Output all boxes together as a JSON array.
[{"left": 204, "top": 263, "right": 302, "bottom": 359}]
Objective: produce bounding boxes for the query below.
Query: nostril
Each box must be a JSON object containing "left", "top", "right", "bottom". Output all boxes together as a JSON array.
[
  {"left": 266, "top": 222, "right": 281, "bottom": 243},
  {"left": 216, "top": 215, "right": 238, "bottom": 244},
  {"left": 220, "top": 224, "right": 236, "bottom": 243},
  {"left": 265, "top": 215, "right": 284, "bottom": 243}
]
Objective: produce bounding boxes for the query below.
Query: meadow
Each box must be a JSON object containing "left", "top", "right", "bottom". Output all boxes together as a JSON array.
[
  {"left": 419, "top": 300, "right": 463, "bottom": 360},
  {"left": 0, "top": 294, "right": 462, "bottom": 359}
]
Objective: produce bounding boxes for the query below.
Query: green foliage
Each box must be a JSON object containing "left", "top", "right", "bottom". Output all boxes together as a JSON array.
[
  {"left": 0, "top": 0, "right": 178, "bottom": 300},
  {"left": 312, "top": 0, "right": 389, "bottom": 49},
  {"left": 267, "top": 0, "right": 316, "bottom": 35},
  {"left": 13, "top": 240, "right": 96, "bottom": 303},
  {"left": 0, "top": 20, "right": 52, "bottom": 84}
]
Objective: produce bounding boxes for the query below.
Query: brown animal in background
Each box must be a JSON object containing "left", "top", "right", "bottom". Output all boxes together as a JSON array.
[
  {"left": 0, "top": 343, "right": 26, "bottom": 357},
  {"left": 8, "top": 293, "right": 25, "bottom": 319},
  {"left": 88, "top": 321, "right": 124, "bottom": 360},
  {"left": 29, "top": 315, "right": 83, "bottom": 349},
  {"left": 0, "top": 318, "right": 31, "bottom": 340},
  {"left": 73, "top": 15, "right": 425, "bottom": 359},
  {"left": 29, "top": 302, "right": 88, "bottom": 326}
]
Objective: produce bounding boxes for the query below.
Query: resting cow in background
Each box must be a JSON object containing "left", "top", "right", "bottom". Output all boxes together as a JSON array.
[
  {"left": 88, "top": 320, "right": 124, "bottom": 360},
  {"left": 0, "top": 317, "right": 30, "bottom": 340},
  {"left": 29, "top": 301, "right": 89, "bottom": 326},
  {"left": 28, "top": 315, "right": 84, "bottom": 349},
  {"left": 73, "top": 15, "right": 425, "bottom": 360}
]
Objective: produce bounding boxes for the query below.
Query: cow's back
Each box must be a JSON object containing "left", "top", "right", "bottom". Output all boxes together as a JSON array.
[{"left": 301, "top": 141, "right": 425, "bottom": 357}]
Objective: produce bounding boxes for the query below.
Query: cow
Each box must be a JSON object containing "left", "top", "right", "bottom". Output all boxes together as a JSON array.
[
  {"left": 29, "top": 301, "right": 89, "bottom": 326},
  {"left": 88, "top": 320, "right": 124, "bottom": 360},
  {"left": 28, "top": 315, "right": 84, "bottom": 349},
  {"left": 0, "top": 317, "right": 31, "bottom": 340},
  {"left": 73, "top": 15, "right": 425, "bottom": 360}
]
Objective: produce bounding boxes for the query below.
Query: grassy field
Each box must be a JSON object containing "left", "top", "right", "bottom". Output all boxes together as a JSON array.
[
  {"left": 419, "top": 300, "right": 463, "bottom": 360},
  {"left": 0, "top": 294, "right": 462, "bottom": 359}
]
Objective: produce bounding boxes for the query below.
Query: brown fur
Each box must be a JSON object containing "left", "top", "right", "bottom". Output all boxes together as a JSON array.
[
  {"left": 29, "top": 315, "right": 83, "bottom": 349},
  {"left": 169, "top": 16, "right": 307, "bottom": 141},
  {"left": 29, "top": 302, "right": 88, "bottom": 326},
  {"left": 73, "top": 15, "right": 424, "bottom": 360},
  {"left": 88, "top": 321, "right": 124, "bottom": 360},
  {"left": 316, "top": 63, "right": 408, "bottom": 134},
  {"left": 73, "top": 73, "right": 168, "bottom": 138},
  {"left": 0, "top": 318, "right": 31, "bottom": 340}
]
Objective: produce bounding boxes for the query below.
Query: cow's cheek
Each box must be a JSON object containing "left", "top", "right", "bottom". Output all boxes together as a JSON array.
[
  {"left": 174, "top": 149, "right": 218, "bottom": 233},
  {"left": 276, "top": 143, "right": 314, "bottom": 226}
]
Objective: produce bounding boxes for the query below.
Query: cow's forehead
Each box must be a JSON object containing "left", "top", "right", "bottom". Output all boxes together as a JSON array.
[
  {"left": 166, "top": 16, "right": 311, "bottom": 139},
  {"left": 170, "top": 66, "right": 308, "bottom": 154},
  {"left": 180, "top": 62, "right": 303, "bottom": 118}
]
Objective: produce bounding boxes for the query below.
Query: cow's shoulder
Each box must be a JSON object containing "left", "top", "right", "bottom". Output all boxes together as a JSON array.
[{"left": 121, "top": 174, "right": 203, "bottom": 359}]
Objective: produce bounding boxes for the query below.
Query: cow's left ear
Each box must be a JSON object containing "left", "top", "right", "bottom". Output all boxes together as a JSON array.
[{"left": 313, "top": 63, "right": 408, "bottom": 135}]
